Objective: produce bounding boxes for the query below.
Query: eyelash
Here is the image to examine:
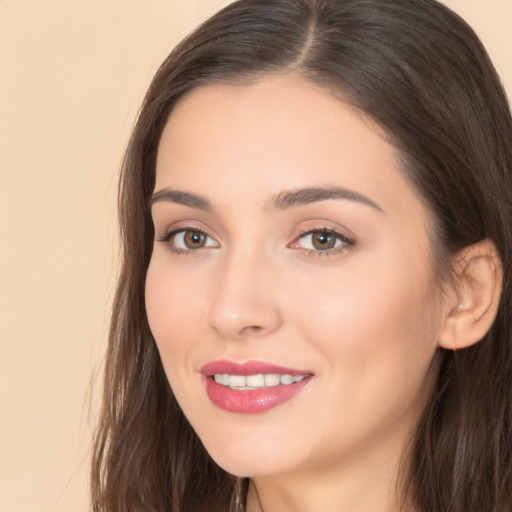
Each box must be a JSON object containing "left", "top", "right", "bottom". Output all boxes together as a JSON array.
[
  {"left": 157, "top": 225, "right": 355, "bottom": 257},
  {"left": 291, "top": 226, "right": 356, "bottom": 258},
  {"left": 157, "top": 226, "right": 215, "bottom": 255}
]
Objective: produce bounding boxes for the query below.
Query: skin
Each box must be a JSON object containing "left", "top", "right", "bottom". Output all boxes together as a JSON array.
[{"left": 145, "top": 76, "right": 449, "bottom": 512}]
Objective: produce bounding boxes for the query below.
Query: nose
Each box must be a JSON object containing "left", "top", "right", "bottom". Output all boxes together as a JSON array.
[{"left": 207, "top": 251, "right": 283, "bottom": 341}]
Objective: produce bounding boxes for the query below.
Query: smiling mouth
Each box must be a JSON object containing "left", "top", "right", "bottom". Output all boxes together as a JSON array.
[
  {"left": 201, "top": 360, "right": 313, "bottom": 413},
  {"left": 213, "top": 373, "right": 309, "bottom": 390}
]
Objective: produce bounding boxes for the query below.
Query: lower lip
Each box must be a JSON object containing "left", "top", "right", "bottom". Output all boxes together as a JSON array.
[{"left": 204, "top": 376, "right": 312, "bottom": 413}]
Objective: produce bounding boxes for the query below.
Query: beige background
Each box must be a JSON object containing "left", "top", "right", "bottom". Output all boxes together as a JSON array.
[{"left": 0, "top": 1, "right": 510, "bottom": 511}]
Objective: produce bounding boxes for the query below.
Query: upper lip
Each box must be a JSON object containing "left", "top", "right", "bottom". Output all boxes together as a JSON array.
[{"left": 201, "top": 359, "right": 312, "bottom": 376}]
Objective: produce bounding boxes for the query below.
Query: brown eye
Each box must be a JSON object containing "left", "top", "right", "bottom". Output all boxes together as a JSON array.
[
  {"left": 183, "top": 230, "right": 207, "bottom": 248},
  {"left": 171, "top": 229, "right": 217, "bottom": 250},
  {"left": 294, "top": 229, "right": 352, "bottom": 253},
  {"left": 311, "top": 231, "right": 338, "bottom": 250}
]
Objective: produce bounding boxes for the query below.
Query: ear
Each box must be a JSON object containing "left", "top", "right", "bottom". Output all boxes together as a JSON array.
[{"left": 438, "top": 239, "right": 503, "bottom": 351}]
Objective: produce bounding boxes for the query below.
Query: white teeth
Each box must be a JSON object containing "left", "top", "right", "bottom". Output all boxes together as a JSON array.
[
  {"left": 229, "top": 375, "right": 246, "bottom": 388},
  {"left": 213, "top": 373, "right": 308, "bottom": 389},
  {"left": 280, "top": 374, "right": 293, "bottom": 385},
  {"left": 214, "top": 374, "right": 231, "bottom": 386},
  {"left": 246, "top": 374, "right": 265, "bottom": 387},
  {"left": 264, "top": 374, "right": 280, "bottom": 387}
]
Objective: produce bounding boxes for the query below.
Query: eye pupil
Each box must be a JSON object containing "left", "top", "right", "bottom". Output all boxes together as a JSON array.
[
  {"left": 312, "top": 231, "right": 336, "bottom": 250},
  {"left": 184, "top": 230, "right": 206, "bottom": 248}
]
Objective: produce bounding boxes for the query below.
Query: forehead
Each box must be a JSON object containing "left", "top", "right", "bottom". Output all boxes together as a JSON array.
[
  {"left": 155, "top": 76, "right": 426, "bottom": 227},
  {"left": 160, "top": 76, "right": 386, "bottom": 153}
]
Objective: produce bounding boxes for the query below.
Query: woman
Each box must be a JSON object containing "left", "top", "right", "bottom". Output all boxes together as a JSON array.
[{"left": 91, "top": 0, "right": 512, "bottom": 511}]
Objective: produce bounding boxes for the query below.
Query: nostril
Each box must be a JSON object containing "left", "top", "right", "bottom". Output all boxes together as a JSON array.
[{"left": 241, "top": 325, "right": 263, "bottom": 336}]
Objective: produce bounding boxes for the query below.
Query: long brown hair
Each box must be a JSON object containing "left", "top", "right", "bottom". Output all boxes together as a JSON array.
[{"left": 91, "top": 1, "right": 512, "bottom": 510}]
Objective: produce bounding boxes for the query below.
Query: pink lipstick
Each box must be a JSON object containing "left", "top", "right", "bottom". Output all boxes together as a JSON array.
[{"left": 201, "top": 360, "right": 313, "bottom": 414}]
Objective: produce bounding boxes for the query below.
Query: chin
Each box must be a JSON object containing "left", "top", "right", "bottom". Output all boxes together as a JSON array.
[{"left": 196, "top": 424, "right": 303, "bottom": 478}]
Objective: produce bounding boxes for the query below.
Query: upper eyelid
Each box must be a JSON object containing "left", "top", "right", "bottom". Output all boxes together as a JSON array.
[
  {"left": 293, "top": 223, "right": 355, "bottom": 241},
  {"left": 156, "top": 220, "right": 215, "bottom": 238},
  {"left": 295, "top": 231, "right": 354, "bottom": 245},
  {"left": 158, "top": 226, "right": 216, "bottom": 243}
]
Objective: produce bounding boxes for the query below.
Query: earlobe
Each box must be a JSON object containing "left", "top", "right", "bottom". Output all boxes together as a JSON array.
[{"left": 438, "top": 239, "right": 503, "bottom": 351}]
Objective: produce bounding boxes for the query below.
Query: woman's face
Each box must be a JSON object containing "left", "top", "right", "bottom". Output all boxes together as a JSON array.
[{"left": 146, "top": 77, "right": 445, "bottom": 480}]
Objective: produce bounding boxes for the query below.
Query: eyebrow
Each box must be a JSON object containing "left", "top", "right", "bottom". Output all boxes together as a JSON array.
[
  {"left": 270, "top": 186, "right": 384, "bottom": 213},
  {"left": 149, "top": 188, "right": 213, "bottom": 211},
  {"left": 150, "top": 186, "right": 384, "bottom": 213}
]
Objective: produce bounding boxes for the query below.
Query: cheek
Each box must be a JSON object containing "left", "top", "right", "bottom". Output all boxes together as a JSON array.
[
  {"left": 295, "top": 259, "right": 432, "bottom": 333},
  {"left": 145, "top": 258, "right": 212, "bottom": 423},
  {"left": 286, "top": 270, "right": 440, "bottom": 458},
  {"left": 291, "top": 257, "right": 441, "bottom": 405},
  {"left": 145, "top": 259, "right": 205, "bottom": 365}
]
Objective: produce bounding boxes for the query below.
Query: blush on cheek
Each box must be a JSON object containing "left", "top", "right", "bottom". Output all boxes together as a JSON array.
[
  {"left": 298, "top": 266, "right": 436, "bottom": 369},
  {"left": 146, "top": 262, "right": 198, "bottom": 334}
]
